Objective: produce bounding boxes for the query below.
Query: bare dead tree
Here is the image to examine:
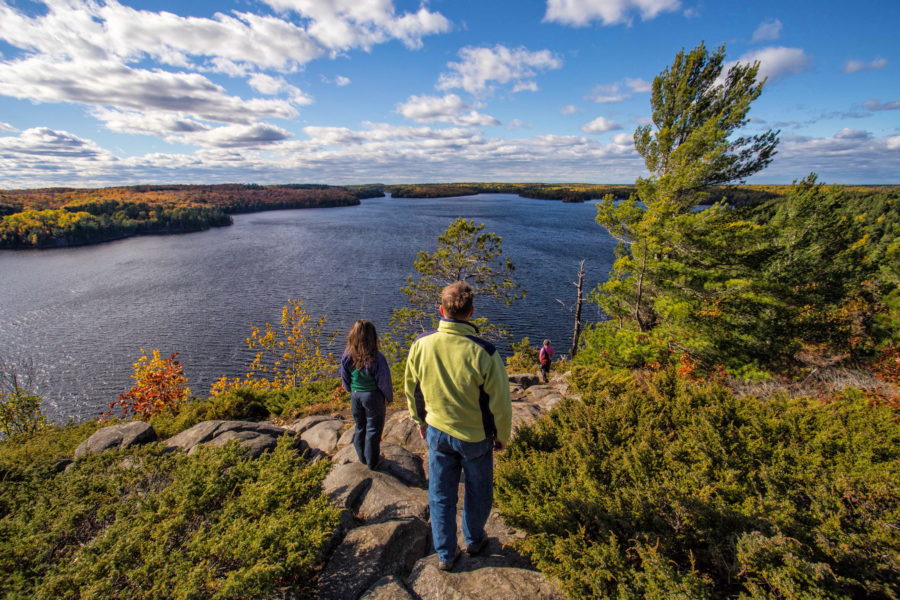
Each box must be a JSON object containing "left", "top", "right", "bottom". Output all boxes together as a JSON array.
[
  {"left": 0, "top": 352, "right": 41, "bottom": 394},
  {"left": 556, "top": 259, "right": 587, "bottom": 358}
]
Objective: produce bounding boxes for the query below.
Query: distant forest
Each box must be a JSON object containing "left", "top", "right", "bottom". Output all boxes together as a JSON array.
[
  {"left": 1, "top": 181, "right": 897, "bottom": 249},
  {"left": 0, "top": 184, "right": 378, "bottom": 249}
]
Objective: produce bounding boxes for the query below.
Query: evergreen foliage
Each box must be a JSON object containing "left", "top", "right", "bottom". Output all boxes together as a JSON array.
[
  {"left": 385, "top": 217, "right": 524, "bottom": 358},
  {"left": 592, "top": 42, "right": 896, "bottom": 371},
  {"left": 506, "top": 337, "right": 539, "bottom": 373},
  {"left": 495, "top": 369, "right": 900, "bottom": 600},
  {"left": 0, "top": 434, "right": 339, "bottom": 599}
]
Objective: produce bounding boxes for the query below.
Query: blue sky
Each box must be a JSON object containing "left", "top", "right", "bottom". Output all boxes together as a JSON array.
[{"left": 0, "top": 0, "right": 897, "bottom": 187}]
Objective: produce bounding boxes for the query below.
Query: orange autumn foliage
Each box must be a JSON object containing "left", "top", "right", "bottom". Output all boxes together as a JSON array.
[{"left": 110, "top": 349, "right": 190, "bottom": 418}]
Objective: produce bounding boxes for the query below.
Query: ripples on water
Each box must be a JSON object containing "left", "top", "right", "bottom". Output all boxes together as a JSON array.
[{"left": 0, "top": 194, "right": 616, "bottom": 421}]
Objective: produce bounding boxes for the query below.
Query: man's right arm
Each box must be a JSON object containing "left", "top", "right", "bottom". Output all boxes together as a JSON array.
[{"left": 404, "top": 344, "right": 426, "bottom": 427}]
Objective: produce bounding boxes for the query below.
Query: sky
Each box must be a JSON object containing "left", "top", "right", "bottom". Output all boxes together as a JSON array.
[{"left": 0, "top": 0, "right": 898, "bottom": 188}]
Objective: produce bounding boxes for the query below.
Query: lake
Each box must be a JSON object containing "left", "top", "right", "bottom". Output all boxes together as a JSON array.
[{"left": 0, "top": 194, "right": 616, "bottom": 422}]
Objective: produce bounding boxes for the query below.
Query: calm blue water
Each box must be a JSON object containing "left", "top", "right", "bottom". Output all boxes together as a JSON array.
[{"left": 0, "top": 194, "right": 616, "bottom": 421}]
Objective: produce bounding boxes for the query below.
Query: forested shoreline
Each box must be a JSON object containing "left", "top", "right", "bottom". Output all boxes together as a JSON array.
[{"left": 0, "top": 184, "right": 371, "bottom": 249}]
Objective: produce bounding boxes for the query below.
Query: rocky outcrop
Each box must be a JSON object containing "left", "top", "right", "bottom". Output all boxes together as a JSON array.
[
  {"left": 309, "top": 371, "right": 576, "bottom": 600},
  {"left": 359, "top": 575, "right": 416, "bottom": 599},
  {"left": 507, "top": 373, "right": 540, "bottom": 389},
  {"left": 74, "top": 421, "right": 157, "bottom": 458},
  {"left": 382, "top": 411, "right": 427, "bottom": 454},
  {"left": 164, "top": 420, "right": 290, "bottom": 458},
  {"left": 300, "top": 419, "right": 344, "bottom": 454},
  {"left": 318, "top": 518, "right": 430, "bottom": 600},
  {"left": 407, "top": 554, "right": 566, "bottom": 600}
]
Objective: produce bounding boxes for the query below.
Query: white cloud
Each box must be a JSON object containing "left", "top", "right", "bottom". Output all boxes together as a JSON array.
[
  {"left": 90, "top": 108, "right": 291, "bottom": 147},
  {"left": 834, "top": 128, "right": 870, "bottom": 140},
  {"left": 0, "top": 122, "right": 16, "bottom": 132},
  {"left": 843, "top": 57, "right": 888, "bottom": 73},
  {"left": 335, "top": 75, "right": 351, "bottom": 86},
  {"left": 864, "top": 99, "right": 900, "bottom": 111},
  {"left": 0, "top": 1, "right": 324, "bottom": 72},
  {"left": 506, "top": 119, "right": 532, "bottom": 130},
  {"left": 561, "top": 104, "right": 579, "bottom": 115},
  {"left": 0, "top": 0, "right": 453, "bottom": 148},
  {"left": 258, "top": 0, "right": 451, "bottom": 50},
  {"left": 186, "top": 123, "right": 293, "bottom": 147},
  {"left": 581, "top": 116, "right": 622, "bottom": 133},
  {"left": 396, "top": 94, "right": 499, "bottom": 126},
  {"left": 91, "top": 108, "right": 211, "bottom": 136},
  {"left": 6, "top": 122, "right": 900, "bottom": 188},
  {"left": 0, "top": 57, "right": 297, "bottom": 124},
  {"left": 623, "top": 77, "right": 651, "bottom": 93},
  {"left": 0, "top": 127, "right": 113, "bottom": 160},
  {"left": 436, "top": 45, "right": 562, "bottom": 95},
  {"left": 544, "top": 0, "right": 681, "bottom": 26},
  {"left": 731, "top": 46, "right": 811, "bottom": 82},
  {"left": 248, "top": 73, "right": 313, "bottom": 104},
  {"left": 751, "top": 19, "right": 783, "bottom": 42},
  {"left": 587, "top": 77, "right": 650, "bottom": 103}
]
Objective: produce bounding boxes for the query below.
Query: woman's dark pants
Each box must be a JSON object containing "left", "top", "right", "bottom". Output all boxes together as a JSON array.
[{"left": 350, "top": 390, "right": 386, "bottom": 469}]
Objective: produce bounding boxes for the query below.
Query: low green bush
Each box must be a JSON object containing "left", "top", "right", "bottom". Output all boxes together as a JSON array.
[
  {"left": 0, "top": 435, "right": 339, "bottom": 599},
  {"left": 496, "top": 369, "right": 899, "bottom": 600},
  {"left": 573, "top": 322, "right": 670, "bottom": 370},
  {"left": 150, "top": 379, "right": 342, "bottom": 438},
  {"left": 0, "top": 387, "right": 47, "bottom": 437},
  {"left": 507, "top": 337, "right": 539, "bottom": 373},
  {"left": 0, "top": 420, "right": 103, "bottom": 481}
]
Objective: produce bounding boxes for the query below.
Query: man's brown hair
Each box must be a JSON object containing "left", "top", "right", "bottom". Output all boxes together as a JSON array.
[{"left": 441, "top": 281, "right": 474, "bottom": 319}]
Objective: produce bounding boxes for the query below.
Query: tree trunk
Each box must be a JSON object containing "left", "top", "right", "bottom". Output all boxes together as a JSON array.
[{"left": 570, "top": 260, "right": 585, "bottom": 357}]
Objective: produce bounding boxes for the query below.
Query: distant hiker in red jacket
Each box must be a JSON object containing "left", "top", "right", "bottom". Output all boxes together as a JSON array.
[{"left": 539, "top": 339, "right": 554, "bottom": 383}]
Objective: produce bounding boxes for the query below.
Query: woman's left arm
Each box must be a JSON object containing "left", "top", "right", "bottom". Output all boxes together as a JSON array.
[{"left": 375, "top": 353, "right": 394, "bottom": 403}]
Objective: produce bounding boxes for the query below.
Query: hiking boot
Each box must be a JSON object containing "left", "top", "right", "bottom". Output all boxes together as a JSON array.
[
  {"left": 465, "top": 537, "right": 488, "bottom": 557},
  {"left": 437, "top": 549, "right": 460, "bottom": 571}
]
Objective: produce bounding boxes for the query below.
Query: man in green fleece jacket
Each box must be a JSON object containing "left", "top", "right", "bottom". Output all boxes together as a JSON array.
[{"left": 404, "top": 281, "right": 512, "bottom": 571}]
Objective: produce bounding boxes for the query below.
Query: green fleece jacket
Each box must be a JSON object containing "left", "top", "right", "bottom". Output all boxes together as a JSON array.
[{"left": 404, "top": 319, "right": 512, "bottom": 444}]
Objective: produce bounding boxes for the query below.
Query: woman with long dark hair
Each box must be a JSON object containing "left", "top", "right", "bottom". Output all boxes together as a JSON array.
[{"left": 339, "top": 320, "right": 392, "bottom": 469}]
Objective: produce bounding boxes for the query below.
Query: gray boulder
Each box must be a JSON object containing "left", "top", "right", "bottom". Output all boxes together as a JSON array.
[
  {"left": 357, "top": 472, "right": 429, "bottom": 524},
  {"left": 407, "top": 554, "right": 565, "bottom": 600},
  {"left": 332, "top": 443, "right": 359, "bottom": 466},
  {"left": 380, "top": 443, "right": 426, "bottom": 488},
  {"left": 525, "top": 385, "right": 559, "bottom": 401},
  {"left": 164, "top": 420, "right": 287, "bottom": 458},
  {"left": 301, "top": 420, "right": 345, "bottom": 454},
  {"left": 332, "top": 442, "right": 426, "bottom": 488},
  {"left": 323, "top": 461, "right": 428, "bottom": 523},
  {"left": 74, "top": 421, "right": 157, "bottom": 458},
  {"left": 507, "top": 373, "right": 540, "bottom": 389},
  {"left": 287, "top": 415, "right": 338, "bottom": 435},
  {"left": 360, "top": 575, "right": 416, "bottom": 600},
  {"left": 338, "top": 425, "right": 356, "bottom": 448},
  {"left": 323, "top": 462, "right": 374, "bottom": 510},
  {"left": 511, "top": 403, "right": 544, "bottom": 432},
  {"left": 201, "top": 429, "right": 279, "bottom": 459},
  {"left": 382, "top": 412, "right": 426, "bottom": 454},
  {"left": 318, "top": 518, "right": 431, "bottom": 600}
]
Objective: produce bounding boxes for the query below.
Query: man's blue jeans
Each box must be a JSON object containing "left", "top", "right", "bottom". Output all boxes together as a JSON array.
[{"left": 426, "top": 425, "right": 493, "bottom": 562}]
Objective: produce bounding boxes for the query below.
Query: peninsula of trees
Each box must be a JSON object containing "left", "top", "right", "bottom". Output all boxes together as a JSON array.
[{"left": 0, "top": 184, "right": 375, "bottom": 249}]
